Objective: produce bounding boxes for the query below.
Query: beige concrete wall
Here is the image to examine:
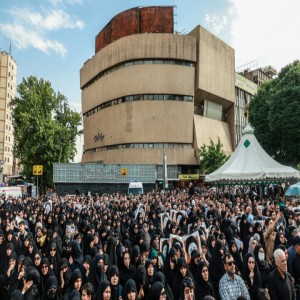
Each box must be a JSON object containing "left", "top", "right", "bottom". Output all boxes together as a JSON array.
[
  {"left": 84, "top": 101, "right": 194, "bottom": 149},
  {"left": 81, "top": 33, "right": 196, "bottom": 88},
  {"left": 194, "top": 115, "right": 233, "bottom": 156},
  {"left": 189, "top": 26, "right": 235, "bottom": 104},
  {"left": 82, "top": 147, "right": 197, "bottom": 165},
  {"left": 82, "top": 65, "right": 195, "bottom": 113}
]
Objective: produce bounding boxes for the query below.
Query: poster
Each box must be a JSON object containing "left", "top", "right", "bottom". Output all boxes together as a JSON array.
[
  {"left": 169, "top": 234, "right": 184, "bottom": 249},
  {"left": 182, "top": 231, "right": 202, "bottom": 264},
  {"left": 160, "top": 238, "right": 170, "bottom": 259},
  {"left": 135, "top": 203, "right": 146, "bottom": 221},
  {"left": 160, "top": 212, "right": 170, "bottom": 233},
  {"left": 173, "top": 210, "right": 187, "bottom": 225}
]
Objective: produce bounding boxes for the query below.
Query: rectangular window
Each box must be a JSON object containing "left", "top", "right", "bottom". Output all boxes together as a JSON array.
[{"left": 203, "top": 100, "right": 223, "bottom": 121}]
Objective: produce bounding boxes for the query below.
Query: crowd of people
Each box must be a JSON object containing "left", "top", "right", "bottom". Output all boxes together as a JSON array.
[{"left": 0, "top": 186, "right": 299, "bottom": 300}]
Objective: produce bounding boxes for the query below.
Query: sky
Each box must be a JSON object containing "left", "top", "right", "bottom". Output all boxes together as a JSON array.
[{"left": 0, "top": 0, "right": 299, "bottom": 162}]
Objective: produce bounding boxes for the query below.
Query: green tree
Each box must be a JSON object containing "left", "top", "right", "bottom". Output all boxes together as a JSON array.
[
  {"left": 249, "top": 60, "right": 300, "bottom": 167},
  {"left": 199, "top": 137, "right": 228, "bottom": 174},
  {"left": 11, "top": 76, "right": 82, "bottom": 189}
]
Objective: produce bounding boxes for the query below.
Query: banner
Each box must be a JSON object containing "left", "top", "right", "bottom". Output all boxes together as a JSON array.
[{"left": 178, "top": 174, "right": 199, "bottom": 180}]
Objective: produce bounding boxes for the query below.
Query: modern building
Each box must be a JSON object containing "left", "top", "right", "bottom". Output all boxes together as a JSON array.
[
  {"left": 234, "top": 73, "right": 257, "bottom": 146},
  {"left": 80, "top": 6, "right": 235, "bottom": 176},
  {"left": 0, "top": 50, "right": 17, "bottom": 181},
  {"left": 234, "top": 61, "right": 277, "bottom": 145},
  {"left": 238, "top": 61, "right": 277, "bottom": 87}
]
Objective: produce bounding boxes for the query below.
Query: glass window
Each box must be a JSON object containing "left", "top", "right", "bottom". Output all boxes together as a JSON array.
[{"left": 203, "top": 100, "right": 223, "bottom": 121}]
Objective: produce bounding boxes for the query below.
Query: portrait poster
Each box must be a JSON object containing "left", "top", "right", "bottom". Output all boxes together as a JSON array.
[
  {"left": 135, "top": 203, "right": 146, "bottom": 221},
  {"left": 182, "top": 231, "right": 202, "bottom": 264},
  {"left": 160, "top": 212, "right": 170, "bottom": 233},
  {"left": 234, "top": 237, "right": 243, "bottom": 250},
  {"left": 173, "top": 210, "right": 187, "bottom": 225},
  {"left": 160, "top": 238, "right": 170, "bottom": 259},
  {"left": 169, "top": 234, "right": 184, "bottom": 250},
  {"left": 170, "top": 209, "right": 176, "bottom": 222}
]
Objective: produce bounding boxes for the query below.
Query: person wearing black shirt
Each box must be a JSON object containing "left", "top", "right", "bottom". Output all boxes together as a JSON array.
[{"left": 268, "top": 248, "right": 295, "bottom": 300}]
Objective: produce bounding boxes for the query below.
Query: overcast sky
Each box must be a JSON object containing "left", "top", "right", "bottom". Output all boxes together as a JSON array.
[{"left": 0, "top": 0, "right": 299, "bottom": 162}]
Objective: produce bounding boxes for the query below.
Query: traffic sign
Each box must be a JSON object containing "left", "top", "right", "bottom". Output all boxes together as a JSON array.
[{"left": 33, "top": 165, "right": 43, "bottom": 175}]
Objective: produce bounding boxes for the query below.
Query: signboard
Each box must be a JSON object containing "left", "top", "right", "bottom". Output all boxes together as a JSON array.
[
  {"left": 53, "top": 163, "right": 156, "bottom": 184},
  {"left": 235, "top": 73, "right": 258, "bottom": 95},
  {"left": 33, "top": 165, "right": 43, "bottom": 175},
  {"left": 179, "top": 174, "right": 199, "bottom": 180}
]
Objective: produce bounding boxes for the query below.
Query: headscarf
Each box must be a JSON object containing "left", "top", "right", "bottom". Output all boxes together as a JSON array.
[
  {"left": 125, "top": 279, "right": 137, "bottom": 300},
  {"left": 150, "top": 282, "right": 164, "bottom": 300}
]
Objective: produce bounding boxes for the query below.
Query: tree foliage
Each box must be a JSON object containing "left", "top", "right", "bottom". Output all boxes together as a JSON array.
[
  {"left": 199, "top": 137, "right": 229, "bottom": 174},
  {"left": 249, "top": 60, "right": 300, "bottom": 167},
  {"left": 11, "top": 76, "right": 82, "bottom": 188}
]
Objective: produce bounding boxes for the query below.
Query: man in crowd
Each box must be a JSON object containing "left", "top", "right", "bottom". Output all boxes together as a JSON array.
[
  {"left": 219, "top": 253, "right": 250, "bottom": 300},
  {"left": 268, "top": 248, "right": 295, "bottom": 300}
]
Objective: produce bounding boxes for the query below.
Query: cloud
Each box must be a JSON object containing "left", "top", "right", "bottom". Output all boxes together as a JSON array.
[
  {"left": 229, "top": 0, "right": 300, "bottom": 72},
  {"left": 11, "top": 8, "right": 84, "bottom": 31},
  {"left": 204, "top": 14, "right": 228, "bottom": 36},
  {"left": 0, "top": 23, "right": 67, "bottom": 57},
  {"left": 0, "top": 5, "right": 84, "bottom": 57},
  {"left": 49, "top": 0, "right": 83, "bottom": 5}
]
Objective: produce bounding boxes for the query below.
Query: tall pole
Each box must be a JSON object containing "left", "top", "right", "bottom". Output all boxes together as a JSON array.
[
  {"left": 163, "top": 151, "right": 168, "bottom": 190},
  {"left": 37, "top": 176, "right": 39, "bottom": 198}
]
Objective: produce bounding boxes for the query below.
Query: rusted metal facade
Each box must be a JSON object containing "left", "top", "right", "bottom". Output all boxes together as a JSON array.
[{"left": 95, "top": 6, "right": 174, "bottom": 53}]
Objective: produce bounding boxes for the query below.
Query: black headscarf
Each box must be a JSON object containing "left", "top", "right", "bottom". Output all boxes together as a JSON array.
[
  {"left": 229, "top": 240, "right": 243, "bottom": 273},
  {"left": 253, "top": 244, "right": 271, "bottom": 288},
  {"left": 108, "top": 265, "right": 121, "bottom": 300},
  {"left": 96, "top": 279, "right": 111, "bottom": 300},
  {"left": 125, "top": 279, "right": 138, "bottom": 300},
  {"left": 208, "top": 239, "right": 225, "bottom": 292},
  {"left": 153, "top": 271, "right": 174, "bottom": 300},
  {"left": 44, "top": 275, "right": 59, "bottom": 300},
  {"left": 195, "top": 260, "right": 215, "bottom": 300},
  {"left": 150, "top": 282, "right": 164, "bottom": 300},
  {"left": 242, "top": 253, "right": 262, "bottom": 299}
]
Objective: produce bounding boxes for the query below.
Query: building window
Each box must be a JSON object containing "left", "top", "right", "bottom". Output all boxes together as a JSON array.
[
  {"left": 83, "top": 93, "right": 193, "bottom": 118},
  {"left": 203, "top": 100, "right": 223, "bottom": 121}
]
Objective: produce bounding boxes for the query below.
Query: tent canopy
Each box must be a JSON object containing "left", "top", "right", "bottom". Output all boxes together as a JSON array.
[
  {"left": 205, "top": 125, "right": 299, "bottom": 183},
  {"left": 285, "top": 182, "right": 300, "bottom": 196}
]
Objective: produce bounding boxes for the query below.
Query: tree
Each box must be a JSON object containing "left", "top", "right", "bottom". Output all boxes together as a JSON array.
[
  {"left": 249, "top": 60, "right": 300, "bottom": 167},
  {"left": 11, "top": 76, "right": 82, "bottom": 189},
  {"left": 199, "top": 137, "right": 229, "bottom": 174}
]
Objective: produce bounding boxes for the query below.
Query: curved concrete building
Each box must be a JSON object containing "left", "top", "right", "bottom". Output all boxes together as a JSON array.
[{"left": 80, "top": 6, "right": 235, "bottom": 171}]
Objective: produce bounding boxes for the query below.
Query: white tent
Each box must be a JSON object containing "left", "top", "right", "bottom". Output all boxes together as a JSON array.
[{"left": 205, "top": 125, "right": 299, "bottom": 182}]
